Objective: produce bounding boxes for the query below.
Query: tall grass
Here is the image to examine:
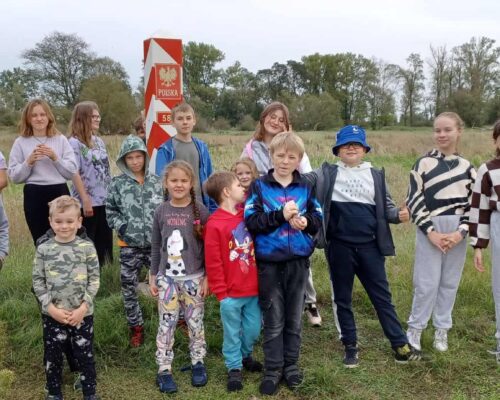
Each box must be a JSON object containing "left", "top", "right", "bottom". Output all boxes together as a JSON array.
[{"left": 1, "top": 127, "right": 499, "bottom": 399}]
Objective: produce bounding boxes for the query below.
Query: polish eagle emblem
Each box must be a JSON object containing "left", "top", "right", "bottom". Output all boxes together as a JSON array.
[{"left": 159, "top": 66, "right": 177, "bottom": 87}]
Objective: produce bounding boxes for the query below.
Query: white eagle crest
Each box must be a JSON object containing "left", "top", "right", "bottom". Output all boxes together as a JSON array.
[{"left": 159, "top": 66, "right": 177, "bottom": 87}]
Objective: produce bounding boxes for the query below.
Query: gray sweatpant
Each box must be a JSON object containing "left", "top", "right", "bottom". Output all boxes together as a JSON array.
[
  {"left": 305, "top": 268, "right": 317, "bottom": 304},
  {"left": 407, "top": 215, "right": 467, "bottom": 330},
  {"left": 490, "top": 212, "right": 500, "bottom": 339}
]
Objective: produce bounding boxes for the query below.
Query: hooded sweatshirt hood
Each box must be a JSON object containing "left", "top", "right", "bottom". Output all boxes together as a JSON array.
[{"left": 116, "top": 135, "right": 149, "bottom": 179}]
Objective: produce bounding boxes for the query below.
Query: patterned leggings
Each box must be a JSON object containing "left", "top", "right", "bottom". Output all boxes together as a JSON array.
[
  {"left": 155, "top": 275, "right": 206, "bottom": 372},
  {"left": 43, "top": 315, "right": 96, "bottom": 396}
]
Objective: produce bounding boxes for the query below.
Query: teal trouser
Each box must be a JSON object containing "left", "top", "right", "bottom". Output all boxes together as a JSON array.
[{"left": 220, "top": 296, "right": 261, "bottom": 370}]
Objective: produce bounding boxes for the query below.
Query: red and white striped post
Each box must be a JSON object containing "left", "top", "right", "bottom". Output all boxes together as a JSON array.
[{"left": 143, "top": 32, "right": 183, "bottom": 173}]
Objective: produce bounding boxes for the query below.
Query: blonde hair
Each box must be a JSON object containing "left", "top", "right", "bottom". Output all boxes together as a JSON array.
[
  {"left": 231, "top": 157, "right": 259, "bottom": 181},
  {"left": 435, "top": 112, "right": 465, "bottom": 131},
  {"left": 269, "top": 131, "right": 305, "bottom": 159},
  {"left": 19, "top": 99, "right": 58, "bottom": 137},
  {"left": 68, "top": 101, "right": 99, "bottom": 148},
  {"left": 172, "top": 102, "right": 195, "bottom": 119},
  {"left": 253, "top": 102, "right": 290, "bottom": 141},
  {"left": 163, "top": 160, "right": 203, "bottom": 240},
  {"left": 48, "top": 195, "right": 81, "bottom": 218}
]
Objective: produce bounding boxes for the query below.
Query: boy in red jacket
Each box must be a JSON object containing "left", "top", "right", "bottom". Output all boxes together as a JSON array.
[{"left": 204, "top": 171, "right": 262, "bottom": 392}]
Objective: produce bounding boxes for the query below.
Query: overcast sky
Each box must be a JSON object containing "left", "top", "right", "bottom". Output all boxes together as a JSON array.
[{"left": 1, "top": 0, "right": 498, "bottom": 88}]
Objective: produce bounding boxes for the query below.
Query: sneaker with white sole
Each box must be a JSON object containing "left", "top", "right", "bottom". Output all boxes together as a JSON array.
[
  {"left": 343, "top": 344, "right": 359, "bottom": 368},
  {"left": 304, "top": 303, "right": 322, "bottom": 327},
  {"left": 406, "top": 328, "right": 422, "bottom": 351},
  {"left": 433, "top": 329, "right": 448, "bottom": 352}
]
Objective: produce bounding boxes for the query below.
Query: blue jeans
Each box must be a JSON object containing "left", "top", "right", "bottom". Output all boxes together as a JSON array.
[
  {"left": 258, "top": 258, "right": 308, "bottom": 370},
  {"left": 327, "top": 241, "right": 407, "bottom": 348},
  {"left": 220, "top": 296, "right": 261, "bottom": 370}
]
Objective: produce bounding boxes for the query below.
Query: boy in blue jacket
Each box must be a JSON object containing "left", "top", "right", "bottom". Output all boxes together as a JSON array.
[
  {"left": 154, "top": 102, "right": 216, "bottom": 212},
  {"left": 306, "top": 125, "right": 423, "bottom": 368},
  {"left": 245, "top": 132, "right": 322, "bottom": 396}
]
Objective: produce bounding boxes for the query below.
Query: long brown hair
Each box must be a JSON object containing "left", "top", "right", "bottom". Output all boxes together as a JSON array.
[
  {"left": 253, "top": 101, "right": 290, "bottom": 141},
  {"left": 493, "top": 119, "right": 500, "bottom": 158},
  {"left": 163, "top": 160, "right": 204, "bottom": 240},
  {"left": 19, "top": 99, "right": 58, "bottom": 137},
  {"left": 68, "top": 101, "right": 99, "bottom": 148}
]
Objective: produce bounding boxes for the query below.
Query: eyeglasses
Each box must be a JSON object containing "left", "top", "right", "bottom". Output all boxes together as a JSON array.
[
  {"left": 340, "top": 142, "right": 363, "bottom": 149},
  {"left": 91, "top": 115, "right": 101, "bottom": 121}
]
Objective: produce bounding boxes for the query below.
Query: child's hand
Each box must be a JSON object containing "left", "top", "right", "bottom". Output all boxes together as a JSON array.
[
  {"left": 283, "top": 201, "right": 299, "bottom": 221},
  {"left": 290, "top": 215, "right": 307, "bottom": 231},
  {"left": 474, "top": 248, "right": 485, "bottom": 272},
  {"left": 27, "top": 148, "right": 43, "bottom": 167},
  {"left": 199, "top": 277, "right": 210, "bottom": 298},
  {"left": 427, "top": 231, "right": 448, "bottom": 253},
  {"left": 149, "top": 274, "right": 159, "bottom": 297},
  {"left": 67, "top": 302, "right": 87, "bottom": 327},
  {"left": 82, "top": 195, "right": 94, "bottom": 217},
  {"left": 442, "top": 231, "right": 463, "bottom": 252},
  {"left": 398, "top": 205, "right": 410, "bottom": 223},
  {"left": 36, "top": 144, "right": 58, "bottom": 161},
  {"left": 48, "top": 303, "right": 71, "bottom": 325}
]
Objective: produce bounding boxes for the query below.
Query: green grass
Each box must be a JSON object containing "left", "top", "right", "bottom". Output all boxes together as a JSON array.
[{"left": 1, "top": 127, "right": 500, "bottom": 399}]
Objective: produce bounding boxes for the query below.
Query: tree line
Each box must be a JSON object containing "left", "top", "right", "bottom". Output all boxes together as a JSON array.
[{"left": 0, "top": 32, "right": 498, "bottom": 133}]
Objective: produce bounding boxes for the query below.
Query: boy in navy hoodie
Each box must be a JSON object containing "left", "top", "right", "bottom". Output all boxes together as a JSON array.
[
  {"left": 204, "top": 171, "right": 262, "bottom": 392},
  {"left": 245, "top": 132, "right": 322, "bottom": 396},
  {"left": 306, "top": 125, "right": 423, "bottom": 368}
]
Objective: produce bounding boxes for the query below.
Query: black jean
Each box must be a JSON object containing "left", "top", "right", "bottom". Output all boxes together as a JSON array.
[
  {"left": 23, "top": 183, "right": 70, "bottom": 245},
  {"left": 257, "top": 258, "right": 308, "bottom": 370},
  {"left": 327, "top": 241, "right": 407, "bottom": 348},
  {"left": 43, "top": 315, "right": 97, "bottom": 396}
]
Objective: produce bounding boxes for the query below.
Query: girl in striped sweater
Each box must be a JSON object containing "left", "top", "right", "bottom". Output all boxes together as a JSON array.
[
  {"left": 469, "top": 120, "right": 500, "bottom": 362},
  {"left": 406, "top": 112, "right": 476, "bottom": 352}
]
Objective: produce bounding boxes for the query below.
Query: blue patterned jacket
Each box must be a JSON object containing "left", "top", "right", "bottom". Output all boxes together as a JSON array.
[{"left": 244, "top": 170, "right": 322, "bottom": 262}]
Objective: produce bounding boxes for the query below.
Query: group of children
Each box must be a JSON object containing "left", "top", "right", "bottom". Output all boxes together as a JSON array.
[{"left": 4, "top": 99, "right": 500, "bottom": 399}]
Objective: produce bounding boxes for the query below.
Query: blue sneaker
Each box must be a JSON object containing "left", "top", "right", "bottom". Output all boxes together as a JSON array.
[
  {"left": 191, "top": 362, "right": 208, "bottom": 387},
  {"left": 157, "top": 371, "right": 177, "bottom": 394}
]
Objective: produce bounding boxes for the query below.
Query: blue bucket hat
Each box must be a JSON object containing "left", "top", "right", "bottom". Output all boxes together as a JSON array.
[{"left": 332, "top": 125, "right": 371, "bottom": 156}]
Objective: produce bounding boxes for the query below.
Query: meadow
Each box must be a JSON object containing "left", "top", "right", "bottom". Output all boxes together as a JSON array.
[{"left": 0, "top": 127, "right": 499, "bottom": 399}]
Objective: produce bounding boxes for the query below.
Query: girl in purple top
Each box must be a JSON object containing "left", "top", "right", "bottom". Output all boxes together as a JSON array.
[
  {"left": 69, "top": 101, "right": 113, "bottom": 266},
  {"left": 8, "top": 99, "right": 77, "bottom": 243}
]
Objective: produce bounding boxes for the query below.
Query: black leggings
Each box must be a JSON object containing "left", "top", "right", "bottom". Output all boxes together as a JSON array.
[{"left": 23, "top": 183, "right": 70, "bottom": 245}]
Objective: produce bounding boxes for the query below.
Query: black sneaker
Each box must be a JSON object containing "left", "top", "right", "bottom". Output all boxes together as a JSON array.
[
  {"left": 343, "top": 344, "right": 359, "bottom": 368},
  {"left": 227, "top": 369, "right": 243, "bottom": 392},
  {"left": 242, "top": 355, "right": 263, "bottom": 372},
  {"left": 394, "top": 344, "right": 424, "bottom": 364},
  {"left": 259, "top": 369, "right": 282, "bottom": 396}
]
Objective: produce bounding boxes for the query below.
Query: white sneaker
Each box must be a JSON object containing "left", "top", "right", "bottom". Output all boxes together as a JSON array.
[
  {"left": 406, "top": 328, "right": 422, "bottom": 351},
  {"left": 433, "top": 329, "right": 448, "bottom": 352},
  {"left": 304, "top": 304, "right": 322, "bottom": 327}
]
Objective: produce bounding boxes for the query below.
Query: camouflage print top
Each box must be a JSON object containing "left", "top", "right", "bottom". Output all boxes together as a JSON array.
[
  {"left": 106, "top": 135, "right": 164, "bottom": 248},
  {"left": 32, "top": 237, "right": 100, "bottom": 316}
]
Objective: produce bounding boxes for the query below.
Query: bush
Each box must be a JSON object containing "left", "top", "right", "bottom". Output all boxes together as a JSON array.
[
  {"left": 238, "top": 114, "right": 256, "bottom": 131},
  {"left": 289, "top": 93, "right": 342, "bottom": 131},
  {"left": 212, "top": 117, "right": 231, "bottom": 131}
]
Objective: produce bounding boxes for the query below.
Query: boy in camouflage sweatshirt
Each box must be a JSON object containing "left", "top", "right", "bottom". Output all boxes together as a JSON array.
[
  {"left": 106, "top": 135, "right": 163, "bottom": 346},
  {"left": 32, "top": 195, "right": 100, "bottom": 400}
]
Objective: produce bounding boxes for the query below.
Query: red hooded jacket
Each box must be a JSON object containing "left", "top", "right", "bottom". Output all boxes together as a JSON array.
[{"left": 204, "top": 208, "right": 258, "bottom": 301}]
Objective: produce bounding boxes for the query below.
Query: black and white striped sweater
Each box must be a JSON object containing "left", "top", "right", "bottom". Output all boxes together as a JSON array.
[{"left": 406, "top": 149, "right": 476, "bottom": 234}]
